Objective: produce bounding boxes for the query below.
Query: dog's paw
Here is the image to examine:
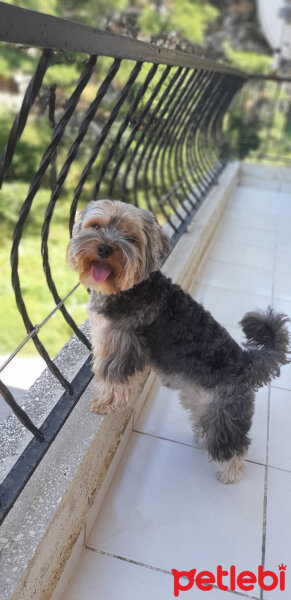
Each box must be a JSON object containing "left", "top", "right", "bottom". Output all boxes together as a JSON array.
[
  {"left": 90, "top": 397, "right": 114, "bottom": 414},
  {"left": 90, "top": 381, "right": 131, "bottom": 414},
  {"left": 216, "top": 455, "right": 245, "bottom": 484}
]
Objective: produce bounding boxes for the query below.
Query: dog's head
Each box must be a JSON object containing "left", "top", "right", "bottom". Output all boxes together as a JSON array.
[{"left": 67, "top": 200, "right": 171, "bottom": 294}]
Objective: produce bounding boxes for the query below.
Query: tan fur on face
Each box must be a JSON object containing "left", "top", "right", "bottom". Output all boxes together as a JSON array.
[{"left": 67, "top": 199, "right": 169, "bottom": 295}]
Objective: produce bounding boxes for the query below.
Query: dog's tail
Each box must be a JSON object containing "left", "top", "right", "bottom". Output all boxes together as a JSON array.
[{"left": 240, "top": 307, "right": 290, "bottom": 388}]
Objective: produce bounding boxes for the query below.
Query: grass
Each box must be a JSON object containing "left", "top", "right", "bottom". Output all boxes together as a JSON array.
[{"left": 0, "top": 182, "right": 88, "bottom": 357}]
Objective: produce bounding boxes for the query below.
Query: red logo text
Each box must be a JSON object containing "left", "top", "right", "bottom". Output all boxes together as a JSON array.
[{"left": 172, "top": 564, "right": 287, "bottom": 595}]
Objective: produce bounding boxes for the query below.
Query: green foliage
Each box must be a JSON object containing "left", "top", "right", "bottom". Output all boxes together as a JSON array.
[
  {"left": 0, "top": 44, "right": 40, "bottom": 78},
  {"left": 170, "top": 1, "right": 218, "bottom": 45},
  {"left": 0, "top": 111, "right": 52, "bottom": 186},
  {"left": 43, "top": 61, "right": 82, "bottom": 91},
  {"left": 138, "top": 6, "right": 170, "bottom": 37},
  {"left": 60, "top": 0, "right": 130, "bottom": 26},
  {"left": 0, "top": 181, "right": 88, "bottom": 356},
  {"left": 222, "top": 41, "right": 272, "bottom": 75},
  {"left": 227, "top": 111, "right": 261, "bottom": 159},
  {"left": 139, "top": 1, "right": 218, "bottom": 45},
  {"left": 4, "top": 0, "right": 60, "bottom": 15},
  {"left": 227, "top": 79, "right": 291, "bottom": 163}
]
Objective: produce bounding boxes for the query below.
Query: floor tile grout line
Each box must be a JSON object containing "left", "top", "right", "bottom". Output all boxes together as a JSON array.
[
  {"left": 85, "top": 546, "right": 260, "bottom": 599},
  {"left": 135, "top": 428, "right": 291, "bottom": 474},
  {"left": 132, "top": 428, "right": 201, "bottom": 450},
  {"left": 270, "top": 384, "right": 291, "bottom": 393},
  {"left": 133, "top": 429, "right": 271, "bottom": 469},
  {"left": 260, "top": 385, "right": 271, "bottom": 600},
  {"left": 259, "top": 237, "right": 277, "bottom": 600},
  {"left": 268, "top": 463, "right": 291, "bottom": 474},
  {"left": 85, "top": 545, "right": 172, "bottom": 576}
]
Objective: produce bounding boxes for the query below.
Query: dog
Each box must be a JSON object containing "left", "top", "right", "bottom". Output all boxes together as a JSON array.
[{"left": 67, "top": 199, "right": 290, "bottom": 483}]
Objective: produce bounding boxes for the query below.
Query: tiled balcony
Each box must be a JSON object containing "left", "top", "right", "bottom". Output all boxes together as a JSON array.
[{"left": 59, "top": 165, "right": 291, "bottom": 600}]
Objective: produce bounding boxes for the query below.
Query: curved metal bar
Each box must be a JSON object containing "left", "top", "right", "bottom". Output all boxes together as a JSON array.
[
  {"left": 259, "top": 79, "right": 281, "bottom": 159},
  {"left": 0, "top": 380, "right": 44, "bottom": 441},
  {"left": 10, "top": 55, "right": 97, "bottom": 394},
  {"left": 141, "top": 68, "right": 190, "bottom": 222},
  {"left": 165, "top": 70, "right": 208, "bottom": 204},
  {"left": 186, "top": 71, "right": 217, "bottom": 195},
  {"left": 0, "top": 48, "right": 53, "bottom": 188},
  {"left": 125, "top": 68, "right": 182, "bottom": 218},
  {"left": 208, "top": 77, "right": 242, "bottom": 169},
  {"left": 131, "top": 67, "right": 184, "bottom": 224},
  {"left": 149, "top": 70, "right": 198, "bottom": 216},
  {"left": 161, "top": 70, "right": 215, "bottom": 212},
  {"left": 69, "top": 60, "right": 142, "bottom": 227},
  {"left": 41, "top": 59, "right": 121, "bottom": 350},
  {"left": 175, "top": 71, "right": 212, "bottom": 201},
  {"left": 0, "top": 355, "right": 93, "bottom": 525},
  {"left": 176, "top": 70, "right": 210, "bottom": 202},
  {"left": 193, "top": 73, "right": 224, "bottom": 188},
  {"left": 93, "top": 63, "right": 158, "bottom": 198},
  {"left": 195, "top": 74, "right": 228, "bottom": 183},
  {"left": 107, "top": 63, "right": 164, "bottom": 198},
  {"left": 88, "top": 61, "right": 143, "bottom": 199},
  {"left": 195, "top": 73, "right": 226, "bottom": 185},
  {"left": 121, "top": 66, "right": 171, "bottom": 209},
  {"left": 92, "top": 61, "right": 143, "bottom": 199}
]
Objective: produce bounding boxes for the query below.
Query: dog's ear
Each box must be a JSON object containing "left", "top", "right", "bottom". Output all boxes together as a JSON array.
[
  {"left": 141, "top": 209, "right": 171, "bottom": 270},
  {"left": 66, "top": 239, "right": 77, "bottom": 270},
  {"left": 159, "top": 227, "right": 172, "bottom": 263},
  {"left": 66, "top": 213, "right": 84, "bottom": 270}
]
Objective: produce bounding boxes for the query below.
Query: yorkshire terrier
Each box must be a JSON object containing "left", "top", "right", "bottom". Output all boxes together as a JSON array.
[{"left": 67, "top": 199, "right": 290, "bottom": 483}]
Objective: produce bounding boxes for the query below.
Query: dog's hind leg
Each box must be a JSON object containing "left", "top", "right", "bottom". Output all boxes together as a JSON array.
[
  {"left": 199, "top": 384, "right": 255, "bottom": 484},
  {"left": 215, "top": 452, "right": 247, "bottom": 484},
  {"left": 179, "top": 385, "right": 213, "bottom": 450}
]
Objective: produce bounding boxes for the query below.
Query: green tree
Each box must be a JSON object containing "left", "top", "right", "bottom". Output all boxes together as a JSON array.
[{"left": 139, "top": 1, "right": 218, "bottom": 45}]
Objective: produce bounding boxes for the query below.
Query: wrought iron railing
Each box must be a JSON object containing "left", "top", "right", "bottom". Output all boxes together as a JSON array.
[{"left": 0, "top": 1, "right": 252, "bottom": 523}]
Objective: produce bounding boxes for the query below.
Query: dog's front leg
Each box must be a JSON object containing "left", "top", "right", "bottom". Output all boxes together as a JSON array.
[
  {"left": 90, "top": 377, "right": 138, "bottom": 415},
  {"left": 89, "top": 312, "right": 146, "bottom": 414}
]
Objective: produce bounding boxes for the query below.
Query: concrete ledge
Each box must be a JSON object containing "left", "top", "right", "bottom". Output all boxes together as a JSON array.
[{"left": 0, "top": 161, "right": 240, "bottom": 600}]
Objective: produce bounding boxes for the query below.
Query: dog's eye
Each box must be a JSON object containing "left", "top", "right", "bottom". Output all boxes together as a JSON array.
[
  {"left": 92, "top": 224, "right": 100, "bottom": 230},
  {"left": 127, "top": 237, "right": 135, "bottom": 243}
]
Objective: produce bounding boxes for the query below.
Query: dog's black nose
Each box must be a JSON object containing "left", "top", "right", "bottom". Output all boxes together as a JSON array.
[{"left": 98, "top": 244, "right": 113, "bottom": 259}]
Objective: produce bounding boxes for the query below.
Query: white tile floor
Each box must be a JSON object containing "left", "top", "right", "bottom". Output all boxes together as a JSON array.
[{"left": 63, "top": 181, "right": 291, "bottom": 600}]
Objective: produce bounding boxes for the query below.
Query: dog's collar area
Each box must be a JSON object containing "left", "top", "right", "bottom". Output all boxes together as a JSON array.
[{"left": 90, "top": 270, "right": 172, "bottom": 319}]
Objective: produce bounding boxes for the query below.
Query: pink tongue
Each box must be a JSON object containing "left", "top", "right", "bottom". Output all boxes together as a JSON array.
[{"left": 91, "top": 262, "right": 112, "bottom": 282}]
